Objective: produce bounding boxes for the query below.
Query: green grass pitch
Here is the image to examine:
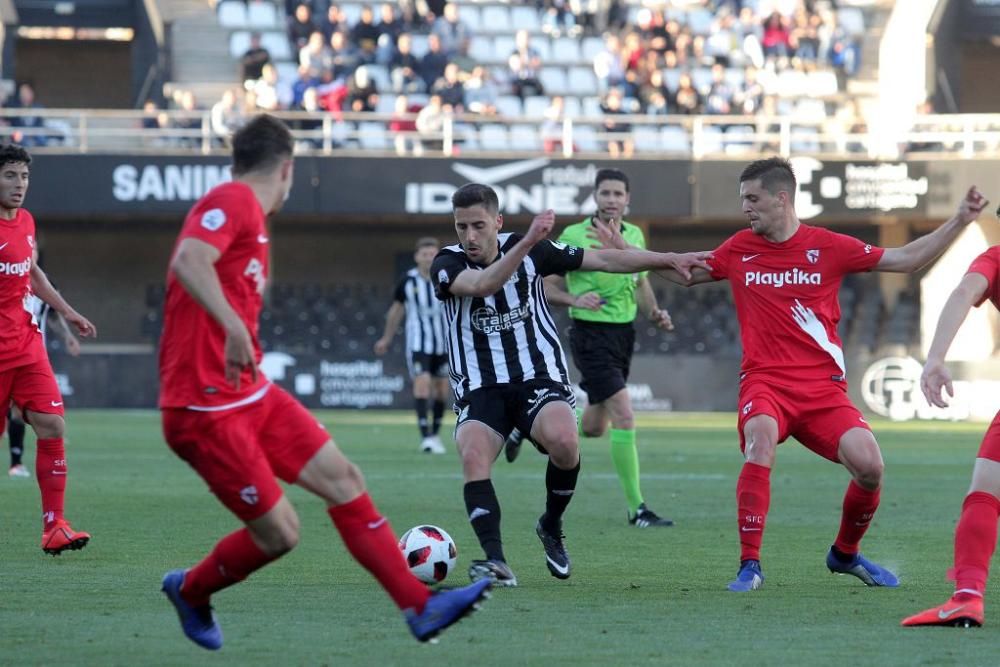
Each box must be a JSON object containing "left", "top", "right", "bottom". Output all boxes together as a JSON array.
[{"left": 1, "top": 410, "right": 997, "bottom": 666}]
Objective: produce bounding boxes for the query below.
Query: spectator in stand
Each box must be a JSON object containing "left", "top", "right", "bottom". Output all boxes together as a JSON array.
[
  {"left": 174, "top": 90, "right": 204, "bottom": 148},
  {"left": 320, "top": 4, "right": 344, "bottom": 43},
  {"left": 639, "top": 69, "right": 669, "bottom": 112},
  {"left": 425, "top": 0, "right": 446, "bottom": 22},
  {"left": 142, "top": 99, "right": 160, "bottom": 131},
  {"left": 431, "top": 63, "right": 465, "bottom": 112},
  {"left": 211, "top": 88, "right": 246, "bottom": 140},
  {"left": 593, "top": 34, "right": 625, "bottom": 92},
  {"left": 327, "top": 30, "right": 361, "bottom": 80},
  {"left": 377, "top": 3, "right": 404, "bottom": 46},
  {"left": 316, "top": 69, "right": 348, "bottom": 113},
  {"left": 431, "top": 3, "right": 471, "bottom": 56},
  {"left": 541, "top": 95, "right": 573, "bottom": 155},
  {"left": 288, "top": 3, "right": 317, "bottom": 52},
  {"left": 10, "top": 83, "right": 48, "bottom": 147},
  {"left": 390, "top": 33, "right": 424, "bottom": 93},
  {"left": 737, "top": 6, "right": 765, "bottom": 68},
  {"left": 252, "top": 63, "right": 285, "bottom": 111},
  {"left": 296, "top": 87, "right": 324, "bottom": 148},
  {"left": 790, "top": 7, "right": 819, "bottom": 68},
  {"left": 761, "top": 11, "right": 791, "bottom": 64},
  {"left": 240, "top": 32, "right": 272, "bottom": 84},
  {"left": 673, "top": 73, "right": 702, "bottom": 115},
  {"left": 734, "top": 66, "right": 765, "bottom": 115},
  {"left": 291, "top": 65, "right": 320, "bottom": 109},
  {"left": 351, "top": 5, "right": 381, "bottom": 63},
  {"left": 299, "top": 31, "right": 329, "bottom": 73},
  {"left": 347, "top": 66, "right": 380, "bottom": 112},
  {"left": 464, "top": 66, "right": 498, "bottom": 116},
  {"left": 397, "top": 0, "right": 425, "bottom": 30},
  {"left": 690, "top": 35, "right": 716, "bottom": 68},
  {"left": 707, "top": 10, "right": 738, "bottom": 67},
  {"left": 600, "top": 88, "right": 633, "bottom": 159},
  {"left": 646, "top": 90, "right": 669, "bottom": 116},
  {"left": 415, "top": 94, "right": 447, "bottom": 152},
  {"left": 635, "top": 8, "right": 667, "bottom": 54},
  {"left": 621, "top": 32, "right": 644, "bottom": 73},
  {"left": 390, "top": 94, "right": 421, "bottom": 156},
  {"left": 828, "top": 24, "right": 859, "bottom": 89},
  {"left": 418, "top": 34, "right": 450, "bottom": 91},
  {"left": 541, "top": 0, "right": 578, "bottom": 38},
  {"left": 705, "top": 63, "right": 735, "bottom": 115},
  {"left": 507, "top": 30, "right": 545, "bottom": 100}
]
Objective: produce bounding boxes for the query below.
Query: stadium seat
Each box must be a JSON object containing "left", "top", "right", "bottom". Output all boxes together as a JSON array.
[
  {"left": 790, "top": 127, "right": 821, "bottom": 153},
  {"left": 580, "top": 36, "right": 604, "bottom": 61},
  {"left": 723, "top": 125, "right": 755, "bottom": 155},
  {"left": 794, "top": 98, "right": 827, "bottom": 122},
  {"left": 469, "top": 36, "right": 495, "bottom": 63},
  {"left": 562, "top": 95, "right": 582, "bottom": 118},
  {"left": 410, "top": 34, "right": 429, "bottom": 58},
  {"left": 510, "top": 6, "right": 539, "bottom": 31},
  {"left": 573, "top": 124, "right": 599, "bottom": 152},
  {"left": 340, "top": 3, "right": 362, "bottom": 25},
  {"left": 461, "top": 5, "right": 482, "bottom": 32},
  {"left": 724, "top": 67, "right": 745, "bottom": 90},
  {"left": 539, "top": 67, "right": 568, "bottom": 96},
  {"left": 217, "top": 1, "right": 247, "bottom": 29},
  {"left": 276, "top": 61, "right": 298, "bottom": 84},
  {"left": 838, "top": 7, "right": 865, "bottom": 35},
  {"left": 776, "top": 70, "right": 809, "bottom": 97},
  {"left": 357, "top": 122, "right": 388, "bottom": 149},
  {"left": 531, "top": 38, "right": 552, "bottom": 62},
  {"left": 366, "top": 64, "right": 391, "bottom": 92},
  {"left": 580, "top": 96, "right": 602, "bottom": 119},
  {"left": 551, "top": 38, "right": 580, "bottom": 65},
  {"left": 806, "top": 71, "right": 839, "bottom": 97},
  {"left": 690, "top": 67, "right": 712, "bottom": 94},
  {"left": 479, "top": 124, "right": 509, "bottom": 151},
  {"left": 567, "top": 67, "right": 597, "bottom": 96},
  {"left": 260, "top": 32, "right": 291, "bottom": 60},
  {"left": 493, "top": 35, "right": 516, "bottom": 59},
  {"left": 481, "top": 6, "right": 511, "bottom": 32},
  {"left": 509, "top": 124, "right": 541, "bottom": 151},
  {"left": 687, "top": 8, "right": 715, "bottom": 34},
  {"left": 661, "top": 68, "right": 682, "bottom": 92},
  {"left": 523, "top": 95, "right": 549, "bottom": 117},
  {"left": 697, "top": 125, "right": 724, "bottom": 154},
  {"left": 247, "top": 1, "right": 278, "bottom": 28},
  {"left": 661, "top": 125, "right": 690, "bottom": 153},
  {"left": 495, "top": 94, "right": 523, "bottom": 117},
  {"left": 375, "top": 95, "right": 396, "bottom": 114},
  {"left": 229, "top": 31, "right": 251, "bottom": 59},
  {"left": 632, "top": 125, "right": 661, "bottom": 153}
]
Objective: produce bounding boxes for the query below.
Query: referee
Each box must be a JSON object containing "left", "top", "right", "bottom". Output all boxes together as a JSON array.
[{"left": 509, "top": 169, "right": 674, "bottom": 528}]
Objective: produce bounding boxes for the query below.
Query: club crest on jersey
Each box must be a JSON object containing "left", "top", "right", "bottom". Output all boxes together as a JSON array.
[
  {"left": 200, "top": 208, "right": 226, "bottom": 231},
  {"left": 806, "top": 249, "right": 819, "bottom": 264}
]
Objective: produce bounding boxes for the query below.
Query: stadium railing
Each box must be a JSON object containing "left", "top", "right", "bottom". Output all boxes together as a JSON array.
[{"left": 1, "top": 107, "right": 993, "bottom": 159}]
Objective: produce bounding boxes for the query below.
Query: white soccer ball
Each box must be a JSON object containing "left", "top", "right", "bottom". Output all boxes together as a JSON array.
[{"left": 398, "top": 524, "right": 458, "bottom": 584}]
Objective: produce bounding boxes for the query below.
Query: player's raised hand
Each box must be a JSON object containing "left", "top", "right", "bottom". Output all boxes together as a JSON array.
[
  {"left": 920, "top": 359, "right": 954, "bottom": 408},
  {"left": 524, "top": 209, "right": 556, "bottom": 244},
  {"left": 956, "top": 185, "right": 989, "bottom": 225},
  {"left": 65, "top": 310, "right": 97, "bottom": 338},
  {"left": 663, "top": 251, "right": 714, "bottom": 280},
  {"left": 224, "top": 321, "right": 257, "bottom": 390},
  {"left": 586, "top": 217, "right": 627, "bottom": 250},
  {"left": 573, "top": 291, "right": 604, "bottom": 311},
  {"left": 648, "top": 306, "right": 673, "bottom": 331}
]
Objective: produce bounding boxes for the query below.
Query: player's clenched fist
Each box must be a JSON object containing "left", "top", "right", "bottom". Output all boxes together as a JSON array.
[
  {"left": 957, "top": 185, "right": 989, "bottom": 225},
  {"left": 525, "top": 209, "right": 556, "bottom": 243}
]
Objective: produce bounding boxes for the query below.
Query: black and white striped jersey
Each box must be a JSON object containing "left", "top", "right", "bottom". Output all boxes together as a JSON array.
[
  {"left": 393, "top": 268, "right": 447, "bottom": 355},
  {"left": 432, "top": 232, "right": 585, "bottom": 402}
]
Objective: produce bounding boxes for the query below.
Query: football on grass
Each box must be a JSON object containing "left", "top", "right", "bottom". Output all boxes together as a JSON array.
[{"left": 398, "top": 525, "right": 458, "bottom": 584}]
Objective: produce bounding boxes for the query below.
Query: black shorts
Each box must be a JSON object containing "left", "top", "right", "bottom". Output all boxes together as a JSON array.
[
  {"left": 569, "top": 320, "right": 635, "bottom": 405},
  {"left": 408, "top": 352, "right": 449, "bottom": 379},
  {"left": 454, "top": 379, "right": 575, "bottom": 442}
]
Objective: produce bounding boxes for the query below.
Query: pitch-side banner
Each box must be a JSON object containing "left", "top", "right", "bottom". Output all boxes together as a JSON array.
[{"left": 694, "top": 158, "right": 932, "bottom": 220}]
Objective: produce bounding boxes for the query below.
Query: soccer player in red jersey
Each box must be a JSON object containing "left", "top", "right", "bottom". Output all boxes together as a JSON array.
[
  {"left": 157, "top": 114, "right": 490, "bottom": 651},
  {"left": 901, "top": 244, "right": 1000, "bottom": 628},
  {"left": 0, "top": 144, "right": 97, "bottom": 554},
  {"left": 652, "top": 157, "right": 988, "bottom": 591}
]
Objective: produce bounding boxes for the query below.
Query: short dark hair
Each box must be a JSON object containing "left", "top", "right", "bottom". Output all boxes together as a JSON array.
[
  {"left": 415, "top": 236, "right": 439, "bottom": 251},
  {"left": 0, "top": 144, "right": 31, "bottom": 170},
  {"left": 739, "top": 157, "right": 796, "bottom": 199},
  {"left": 451, "top": 183, "right": 499, "bottom": 214},
  {"left": 595, "top": 168, "right": 629, "bottom": 192},
  {"left": 231, "top": 114, "right": 293, "bottom": 176}
]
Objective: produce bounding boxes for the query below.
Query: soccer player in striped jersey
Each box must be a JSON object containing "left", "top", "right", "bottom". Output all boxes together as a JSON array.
[
  {"left": 432, "top": 183, "right": 710, "bottom": 586},
  {"left": 375, "top": 237, "right": 450, "bottom": 454}
]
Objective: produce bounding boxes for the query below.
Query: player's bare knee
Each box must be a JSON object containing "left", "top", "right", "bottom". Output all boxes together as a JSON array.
[
  {"left": 542, "top": 431, "right": 579, "bottom": 468},
  {"left": 854, "top": 460, "right": 884, "bottom": 490},
  {"left": 28, "top": 412, "right": 64, "bottom": 439},
  {"left": 459, "top": 444, "right": 492, "bottom": 478},
  {"left": 581, "top": 424, "right": 605, "bottom": 438}
]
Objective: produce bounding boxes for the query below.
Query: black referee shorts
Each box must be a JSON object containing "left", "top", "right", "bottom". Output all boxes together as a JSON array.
[
  {"left": 454, "top": 379, "right": 575, "bottom": 443},
  {"left": 569, "top": 320, "right": 635, "bottom": 405}
]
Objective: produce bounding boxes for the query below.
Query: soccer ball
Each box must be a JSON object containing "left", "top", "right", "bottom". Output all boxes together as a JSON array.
[{"left": 398, "top": 525, "right": 458, "bottom": 584}]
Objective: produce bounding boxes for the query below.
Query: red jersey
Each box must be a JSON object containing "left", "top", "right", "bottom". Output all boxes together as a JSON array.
[
  {"left": 709, "top": 224, "right": 884, "bottom": 383},
  {"left": 0, "top": 208, "right": 44, "bottom": 373},
  {"left": 159, "top": 182, "right": 270, "bottom": 409},
  {"left": 968, "top": 246, "right": 1000, "bottom": 311}
]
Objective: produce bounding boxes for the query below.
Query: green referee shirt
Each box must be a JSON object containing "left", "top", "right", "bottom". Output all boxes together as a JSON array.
[{"left": 557, "top": 218, "right": 647, "bottom": 324}]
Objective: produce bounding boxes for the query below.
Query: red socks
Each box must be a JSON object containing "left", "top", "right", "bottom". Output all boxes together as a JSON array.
[
  {"left": 36, "top": 438, "right": 66, "bottom": 529},
  {"left": 737, "top": 462, "right": 771, "bottom": 561},
  {"left": 833, "top": 481, "right": 880, "bottom": 555},
  {"left": 181, "top": 528, "right": 276, "bottom": 606},
  {"left": 328, "top": 493, "right": 430, "bottom": 614},
  {"left": 950, "top": 491, "right": 1000, "bottom": 595}
]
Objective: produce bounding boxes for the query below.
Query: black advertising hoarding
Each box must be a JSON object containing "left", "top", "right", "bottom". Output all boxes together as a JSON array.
[
  {"left": 694, "top": 159, "right": 932, "bottom": 220},
  {"left": 962, "top": 0, "right": 1000, "bottom": 37},
  {"left": 22, "top": 155, "right": 691, "bottom": 219},
  {"left": 316, "top": 156, "right": 692, "bottom": 217}
]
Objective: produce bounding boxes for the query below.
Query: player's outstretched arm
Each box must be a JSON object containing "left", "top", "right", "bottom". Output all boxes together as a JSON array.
[
  {"left": 374, "top": 301, "right": 405, "bottom": 355},
  {"left": 171, "top": 237, "right": 256, "bottom": 389},
  {"left": 920, "top": 271, "right": 988, "bottom": 408},
  {"left": 878, "top": 185, "right": 989, "bottom": 273},
  {"left": 448, "top": 209, "right": 556, "bottom": 298},
  {"left": 653, "top": 266, "right": 716, "bottom": 287},
  {"left": 581, "top": 248, "right": 713, "bottom": 281},
  {"left": 29, "top": 264, "right": 96, "bottom": 338},
  {"left": 542, "top": 274, "right": 603, "bottom": 310}
]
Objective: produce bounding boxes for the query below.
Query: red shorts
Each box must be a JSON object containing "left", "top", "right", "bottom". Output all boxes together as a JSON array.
[
  {"left": 977, "top": 411, "right": 1000, "bottom": 462},
  {"left": 737, "top": 376, "right": 871, "bottom": 462},
  {"left": 0, "top": 357, "right": 64, "bottom": 432},
  {"left": 161, "top": 385, "right": 330, "bottom": 521}
]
